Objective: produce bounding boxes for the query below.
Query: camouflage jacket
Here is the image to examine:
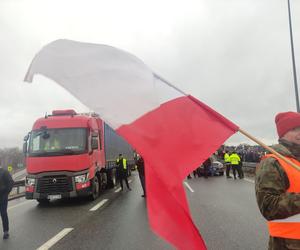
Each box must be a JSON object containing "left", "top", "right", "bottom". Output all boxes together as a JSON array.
[{"left": 255, "top": 140, "right": 300, "bottom": 250}]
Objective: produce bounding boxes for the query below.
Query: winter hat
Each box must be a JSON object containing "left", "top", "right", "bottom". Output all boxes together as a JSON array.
[{"left": 275, "top": 111, "right": 300, "bottom": 137}]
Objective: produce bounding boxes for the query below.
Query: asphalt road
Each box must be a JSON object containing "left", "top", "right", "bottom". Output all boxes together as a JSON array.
[{"left": 1, "top": 172, "right": 268, "bottom": 250}]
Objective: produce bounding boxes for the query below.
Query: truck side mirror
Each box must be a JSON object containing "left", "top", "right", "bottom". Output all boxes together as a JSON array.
[
  {"left": 23, "top": 141, "right": 28, "bottom": 154},
  {"left": 23, "top": 132, "right": 30, "bottom": 154},
  {"left": 24, "top": 134, "right": 29, "bottom": 141}
]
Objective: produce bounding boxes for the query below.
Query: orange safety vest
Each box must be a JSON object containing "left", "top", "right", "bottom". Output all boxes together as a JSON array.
[{"left": 264, "top": 154, "right": 300, "bottom": 239}]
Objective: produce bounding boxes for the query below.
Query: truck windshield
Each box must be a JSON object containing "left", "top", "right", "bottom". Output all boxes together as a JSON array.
[{"left": 28, "top": 128, "right": 87, "bottom": 156}]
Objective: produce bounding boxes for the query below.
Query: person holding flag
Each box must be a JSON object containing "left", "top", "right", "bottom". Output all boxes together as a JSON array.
[{"left": 255, "top": 111, "right": 300, "bottom": 249}]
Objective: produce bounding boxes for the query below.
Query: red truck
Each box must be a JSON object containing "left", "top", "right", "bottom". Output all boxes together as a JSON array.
[{"left": 23, "top": 109, "right": 134, "bottom": 204}]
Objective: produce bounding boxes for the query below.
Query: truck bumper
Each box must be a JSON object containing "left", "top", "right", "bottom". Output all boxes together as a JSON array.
[{"left": 26, "top": 170, "right": 92, "bottom": 200}]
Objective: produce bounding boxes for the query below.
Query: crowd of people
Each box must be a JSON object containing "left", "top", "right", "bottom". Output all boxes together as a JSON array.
[{"left": 219, "top": 145, "right": 266, "bottom": 163}]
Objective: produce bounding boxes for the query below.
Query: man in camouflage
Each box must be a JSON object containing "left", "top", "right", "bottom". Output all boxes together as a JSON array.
[{"left": 255, "top": 111, "right": 300, "bottom": 249}]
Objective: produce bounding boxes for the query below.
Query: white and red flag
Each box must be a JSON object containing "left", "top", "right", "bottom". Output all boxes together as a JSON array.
[{"left": 25, "top": 39, "right": 239, "bottom": 250}]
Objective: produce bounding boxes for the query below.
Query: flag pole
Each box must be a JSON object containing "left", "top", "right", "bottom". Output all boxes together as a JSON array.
[
  {"left": 154, "top": 73, "right": 300, "bottom": 172},
  {"left": 153, "top": 73, "right": 188, "bottom": 96},
  {"left": 238, "top": 128, "right": 300, "bottom": 171}
]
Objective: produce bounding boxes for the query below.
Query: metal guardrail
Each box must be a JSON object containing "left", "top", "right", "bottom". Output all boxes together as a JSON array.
[
  {"left": 243, "top": 162, "right": 258, "bottom": 168},
  {"left": 8, "top": 180, "right": 25, "bottom": 201}
]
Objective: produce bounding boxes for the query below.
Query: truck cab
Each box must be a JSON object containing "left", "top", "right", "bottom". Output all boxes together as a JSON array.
[{"left": 23, "top": 110, "right": 112, "bottom": 203}]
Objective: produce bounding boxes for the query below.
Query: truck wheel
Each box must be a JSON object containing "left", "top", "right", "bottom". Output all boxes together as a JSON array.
[
  {"left": 37, "top": 199, "right": 50, "bottom": 205},
  {"left": 90, "top": 176, "right": 100, "bottom": 201}
]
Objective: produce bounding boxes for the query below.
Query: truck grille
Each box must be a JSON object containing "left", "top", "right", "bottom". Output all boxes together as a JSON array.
[{"left": 37, "top": 175, "right": 73, "bottom": 194}]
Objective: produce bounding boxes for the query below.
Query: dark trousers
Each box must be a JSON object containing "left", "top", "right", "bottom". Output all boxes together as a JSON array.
[
  {"left": 239, "top": 165, "right": 244, "bottom": 178},
  {"left": 225, "top": 163, "right": 231, "bottom": 177},
  {"left": 119, "top": 171, "right": 130, "bottom": 190},
  {"left": 232, "top": 165, "right": 243, "bottom": 179},
  {"left": 0, "top": 194, "right": 9, "bottom": 232},
  {"left": 232, "top": 165, "right": 238, "bottom": 178},
  {"left": 138, "top": 171, "right": 146, "bottom": 195}
]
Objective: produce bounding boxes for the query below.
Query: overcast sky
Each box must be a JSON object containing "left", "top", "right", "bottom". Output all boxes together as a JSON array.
[{"left": 0, "top": 0, "right": 299, "bottom": 148}]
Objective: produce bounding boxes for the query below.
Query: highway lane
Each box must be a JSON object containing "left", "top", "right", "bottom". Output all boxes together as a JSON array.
[
  {"left": 1, "top": 177, "right": 143, "bottom": 250},
  {"left": 1, "top": 172, "right": 269, "bottom": 250},
  {"left": 186, "top": 176, "right": 268, "bottom": 250}
]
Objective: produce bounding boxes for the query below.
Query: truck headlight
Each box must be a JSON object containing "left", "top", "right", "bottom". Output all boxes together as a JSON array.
[
  {"left": 26, "top": 177, "right": 36, "bottom": 186},
  {"left": 75, "top": 173, "right": 89, "bottom": 183}
]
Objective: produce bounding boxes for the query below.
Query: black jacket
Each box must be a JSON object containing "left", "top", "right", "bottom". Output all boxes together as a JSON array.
[
  {"left": 136, "top": 157, "right": 145, "bottom": 176},
  {"left": 0, "top": 168, "right": 14, "bottom": 196}
]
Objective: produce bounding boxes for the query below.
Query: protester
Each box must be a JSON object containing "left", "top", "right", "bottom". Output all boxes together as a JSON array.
[
  {"left": 0, "top": 166, "right": 14, "bottom": 239},
  {"left": 255, "top": 111, "right": 300, "bottom": 249},
  {"left": 116, "top": 154, "right": 131, "bottom": 191},
  {"left": 135, "top": 154, "right": 146, "bottom": 197}
]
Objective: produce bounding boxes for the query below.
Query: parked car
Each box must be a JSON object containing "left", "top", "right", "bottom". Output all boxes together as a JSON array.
[{"left": 198, "top": 156, "right": 225, "bottom": 176}]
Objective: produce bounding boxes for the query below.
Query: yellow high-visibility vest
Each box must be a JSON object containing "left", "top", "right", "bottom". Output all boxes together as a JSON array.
[
  {"left": 229, "top": 153, "right": 240, "bottom": 165},
  {"left": 116, "top": 158, "right": 127, "bottom": 169},
  {"left": 224, "top": 153, "right": 230, "bottom": 163}
]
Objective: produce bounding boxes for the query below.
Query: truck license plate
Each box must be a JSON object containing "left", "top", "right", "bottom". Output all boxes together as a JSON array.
[{"left": 47, "top": 194, "right": 62, "bottom": 200}]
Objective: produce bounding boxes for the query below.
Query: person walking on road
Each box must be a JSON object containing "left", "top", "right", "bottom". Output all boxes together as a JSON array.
[
  {"left": 116, "top": 154, "right": 131, "bottom": 191},
  {"left": 0, "top": 166, "right": 14, "bottom": 240},
  {"left": 229, "top": 151, "right": 242, "bottom": 179},
  {"left": 135, "top": 154, "right": 146, "bottom": 197},
  {"left": 255, "top": 111, "right": 300, "bottom": 249}
]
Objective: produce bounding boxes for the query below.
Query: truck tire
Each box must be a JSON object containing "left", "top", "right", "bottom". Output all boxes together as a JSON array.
[{"left": 89, "top": 176, "right": 100, "bottom": 201}]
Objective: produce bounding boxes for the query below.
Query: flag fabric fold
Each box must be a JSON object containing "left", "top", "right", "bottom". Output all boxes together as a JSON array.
[{"left": 25, "top": 39, "right": 239, "bottom": 250}]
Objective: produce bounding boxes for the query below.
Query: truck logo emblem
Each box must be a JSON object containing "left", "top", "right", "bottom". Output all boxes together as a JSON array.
[{"left": 52, "top": 178, "right": 57, "bottom": 183}]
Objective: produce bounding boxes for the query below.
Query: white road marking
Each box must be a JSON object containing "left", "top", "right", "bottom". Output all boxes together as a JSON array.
[
  {"left": 128, "top": 179, "right": 132, "bottom": 183},
  {"left": 36, "top": 228, "right": 73, "bottom": 250},
  {"left": 184, "top": 182, "right": 194, "bottom": 193},
  {"left": 89, "top": 199, "right": 108, "bottom": 211},
  {"left": 8, "top": 200, "right": 33, "bottom": 210},
  {"left": 115, "top": 187, "right": 122, "bottom": 193}
]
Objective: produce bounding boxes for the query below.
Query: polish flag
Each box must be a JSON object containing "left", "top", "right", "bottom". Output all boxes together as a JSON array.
[{"left": 25, "top": 39, "right": 239, "bottom": 250}]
